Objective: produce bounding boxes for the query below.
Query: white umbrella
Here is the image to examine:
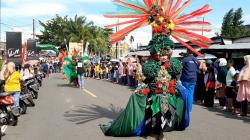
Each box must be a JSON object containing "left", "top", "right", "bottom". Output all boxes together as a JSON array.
[
  {"left": 197, "top": 53, "right": 217, "bottom": 60},
  {"left": 110, "top": 58, "right": 120, "bottom": 62}
]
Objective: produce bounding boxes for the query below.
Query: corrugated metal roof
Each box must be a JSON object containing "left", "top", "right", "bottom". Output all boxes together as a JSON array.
[
  {"left": 130, "top": 49, "right": 186, "bottom": 58},
  {"left": 209, "top": 43, "right": 250, "bottom": 50}
]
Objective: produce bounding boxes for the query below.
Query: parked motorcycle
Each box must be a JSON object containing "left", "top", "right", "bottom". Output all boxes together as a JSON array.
[
  {"left": 25, "top": 78, "right": 39, "bottom": 99},
  {"left": 21, "top": 81, "right": 35, "bottom": 108},
  {"left": 0, "top": 92, "right": 20, "bottom": 126}
]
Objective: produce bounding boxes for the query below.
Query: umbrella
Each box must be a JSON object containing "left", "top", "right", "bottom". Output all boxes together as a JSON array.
[
  {"left": 197, "top": 53, "right": 217, "bottom": 60},
  {"left": 24, "top": 60, "right": 39, "bottom": 66},
  {"left": 110, "top": 58, "right": 120, "bottom": 62}
]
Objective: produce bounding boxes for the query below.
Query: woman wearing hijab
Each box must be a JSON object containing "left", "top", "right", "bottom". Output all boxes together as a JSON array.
[
  {"left": 216, "top": 58, "right": 228, "bottom": 109},
  {"left": 204, "top": 60, "right": 216, "bottom": 107},
  {"left": 236, "top": 55, "right": 250, "bottom": 116}
]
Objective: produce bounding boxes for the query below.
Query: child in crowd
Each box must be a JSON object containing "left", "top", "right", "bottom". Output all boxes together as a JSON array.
[
  {"left": 95, "top": 64, "right": 100, "bottom": 79},
  {"left": 232, "top": 73, "right": 240, "bottom": 114},
  {"left": 99, "top": 65, "right": 104, "bottom": 80}
]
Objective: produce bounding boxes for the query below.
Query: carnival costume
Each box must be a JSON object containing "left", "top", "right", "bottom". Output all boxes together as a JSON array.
[
  {"left": 100, "top": 0, "right": 212, "bottom": 137},
  {"left": 62, "top": 51, "right": 89, "bottom": 84}
]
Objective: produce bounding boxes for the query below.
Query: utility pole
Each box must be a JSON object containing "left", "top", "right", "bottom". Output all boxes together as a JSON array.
[
  {"left": 117, "top": 18, "right": 120, "bottom": 59},
  {"left": 115, "top": 19, "right": 119, "bottom": 59},
  {"left": 33, "top": 19, "right": 35, "bottom": 39},
  {"left": 202, "top": 15, "right": 205, "bottom": 36},
  {"left": 115, "top": 28, "right": 118, "bottom": 59}
]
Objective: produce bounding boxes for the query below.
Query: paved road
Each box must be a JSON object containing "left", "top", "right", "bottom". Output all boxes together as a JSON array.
[{"left": 3, "top": 74, "right": 250, "bottom": 140}]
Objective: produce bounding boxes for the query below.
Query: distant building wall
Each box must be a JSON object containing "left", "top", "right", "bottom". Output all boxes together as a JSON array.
[
  {"left": 233, "top": 37, "right": 250, "bottom": 43},
  {"left": 0, "top": 42, "right": 6, "bottom": 50},
  {"left": 222, "top": 38, "right": 233, "bottom": 44}
]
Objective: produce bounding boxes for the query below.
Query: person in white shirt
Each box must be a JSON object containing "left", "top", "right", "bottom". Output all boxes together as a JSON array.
[{"left": 226, "top": 59, "right": 236, "bottom": 111}]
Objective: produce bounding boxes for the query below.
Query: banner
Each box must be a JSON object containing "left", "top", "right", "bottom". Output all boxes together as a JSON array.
[
  {"left": 6, "top": 32, "right": 22, "bottom": 59},
  {"left": 22, "top": 42, "right": 28, "bottom": 65},
  {"left": 68, "top": 42, "right": 84, "bottom": 58},
  {"left": 27, "top": 39, "right": 38, "bottom": 59}
]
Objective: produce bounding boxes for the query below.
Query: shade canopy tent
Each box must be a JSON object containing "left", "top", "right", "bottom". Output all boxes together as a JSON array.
[
  {"left": 110, "top": 58, "right": 120, "bottom": 62},
  {"left": 37, "top": 44, "right": 59, "bottom": 56}
]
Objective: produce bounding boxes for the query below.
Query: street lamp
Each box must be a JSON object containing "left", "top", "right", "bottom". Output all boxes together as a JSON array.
[
  {"left": 202, "top": 15, "right": 205, "bottom": 36},
  {"left": 115, "top": 18, "right": 119, "bottom": 59}
]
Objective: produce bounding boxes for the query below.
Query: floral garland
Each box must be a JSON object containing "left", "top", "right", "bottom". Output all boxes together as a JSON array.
[{"left": 149, "top": 5, "right": 175, "bottom": 34}]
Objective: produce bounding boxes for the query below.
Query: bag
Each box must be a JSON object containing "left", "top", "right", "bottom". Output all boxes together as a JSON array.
[{"left": 216, "top": 85, "right": 226, "bottom": 98}]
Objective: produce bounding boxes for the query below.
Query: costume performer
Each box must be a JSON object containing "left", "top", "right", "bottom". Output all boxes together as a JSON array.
[
  {"left": 62, "top": 50, "right": 89, "bottom": 86},
  {"left": 100, "top": 0, "right": 212, "bottom": 137}
]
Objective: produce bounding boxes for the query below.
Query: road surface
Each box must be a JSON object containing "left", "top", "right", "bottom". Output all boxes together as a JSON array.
[{"left": 3, "top": 74, "right": 250, "bottom": 140}]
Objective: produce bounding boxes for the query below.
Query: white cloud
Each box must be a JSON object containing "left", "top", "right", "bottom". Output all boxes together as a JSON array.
[
  {"left": 124, "top": 27, "right": 152, "bottom": 48},
  {"left": 86, "top": 14, "right": 116, "bottom": 27},
  {"left": 85, "top": 14, "right": 152, "bottom": 47},
  {"left": 2, "top": 2, "right": 67, "bottom": 17}
]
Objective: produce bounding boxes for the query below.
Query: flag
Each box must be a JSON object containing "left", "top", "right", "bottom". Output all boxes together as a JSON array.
[{"left": 22, "top": 42, "right": 28, "bottom": 65}]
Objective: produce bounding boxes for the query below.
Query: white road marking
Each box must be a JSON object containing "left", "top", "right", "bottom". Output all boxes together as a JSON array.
[
  {"left": 2, "top": 125, "right": 8, "bottom": 133},
  {"left": 84, "top": 89, "right": 97, "bottom": 98}
]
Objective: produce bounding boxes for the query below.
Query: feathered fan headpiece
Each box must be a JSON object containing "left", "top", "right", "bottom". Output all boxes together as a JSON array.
[{"left": 105, "top": 0, "right": 213, "bottom": 57}]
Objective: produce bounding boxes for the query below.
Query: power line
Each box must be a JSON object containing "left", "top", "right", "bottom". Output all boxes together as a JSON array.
[{"left": 0, "top": 22, "right": 32, "bottom": 28}]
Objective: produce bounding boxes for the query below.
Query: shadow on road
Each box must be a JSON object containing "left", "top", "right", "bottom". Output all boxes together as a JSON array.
[
  {"left": 200, "top": 103, "right": 250, "bottom": 123},
  {"left": 57, "top": 84, "right": 74, "bottom": 88},
  {"left": 64, "top": 104, "right": 123, "bottom": 125}
]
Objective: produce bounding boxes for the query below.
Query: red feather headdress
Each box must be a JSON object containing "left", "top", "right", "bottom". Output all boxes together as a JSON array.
[{"left": 105, "top": 0, "right": 213, "bottom": 57}]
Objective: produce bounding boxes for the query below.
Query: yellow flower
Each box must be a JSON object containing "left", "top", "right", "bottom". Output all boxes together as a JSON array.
[
  {"left": 151, "top": 21, "right": 158, "bottom": 27},
  {"left": 159, "top": 17, "right": 164, "bottom": 22},
  {"left": 161, "top": 7, "right": 165, "bottom": 12},
  {"left": 167, "top": 20, "right": 175, "bottom": 30}
]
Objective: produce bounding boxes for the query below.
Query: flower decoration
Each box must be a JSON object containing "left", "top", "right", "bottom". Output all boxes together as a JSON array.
[
  {"left": 149, "top": 5, "right": 174, "bottom": 34},
  {"left": 105, "top": 0, "right": 213, "bottom": 57}
]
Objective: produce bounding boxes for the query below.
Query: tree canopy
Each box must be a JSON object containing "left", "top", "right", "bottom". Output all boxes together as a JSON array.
[
  {"left": 221, "top": 8, "right": 250, "bottom": 39},
  {"left": 37, "top": 14, "right": 113, "bottom": 55}
]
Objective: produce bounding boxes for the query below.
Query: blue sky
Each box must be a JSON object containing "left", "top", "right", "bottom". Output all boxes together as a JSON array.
[{"left": 1, "top": 0, "right": 250, "bottom": 44}]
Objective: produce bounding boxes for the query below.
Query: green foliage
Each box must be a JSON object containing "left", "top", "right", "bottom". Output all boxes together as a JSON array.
[
  {"left": 221, "top": 9, "right": 234, "bottom": 38},
  {"left": 148, "top": 34, "right": 174, "bottom": 55},
  {"left": 142, "top": 59, "right": 161, "bottom": 79},
  {"left": 168, "top": 58, "right": 183, "bottom": 77},
  {"left": 221, "top": 8, "right": 250, "bottom": 39},
  {"left": 37, "top": 14, "right": 113, "bottom": 55}
]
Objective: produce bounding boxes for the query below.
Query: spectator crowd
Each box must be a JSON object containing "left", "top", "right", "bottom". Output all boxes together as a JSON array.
[{"left": 84, "top": 54, "right": 250, "bottom": 117}]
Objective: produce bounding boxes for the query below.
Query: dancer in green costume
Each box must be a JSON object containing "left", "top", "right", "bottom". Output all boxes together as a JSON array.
[{"left": 100, "top": 0, "right": 213, "bottom": 138}]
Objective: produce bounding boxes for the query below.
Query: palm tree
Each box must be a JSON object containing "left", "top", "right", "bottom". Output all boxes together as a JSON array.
[{"left": 38, "top": 14, "right": 112, "bottom": 55}]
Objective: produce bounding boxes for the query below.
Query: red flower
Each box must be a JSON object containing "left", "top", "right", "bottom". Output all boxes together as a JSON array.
[
  {"left": 163, "top": 29, "right": 170, "bottom": 34},
  {"left": 159, "top": 10, "right": 164, "bottom": 15},
  {"left": 156, "top": 15, "right": 161, "bottom": 21},
  {"left": 164, "top": 16, "right": 170, "bottom": 21},
  {"left": 141, "top": 88, "right": 150, "bottom": 95},
  {"left": 156, "top": 81, "right": 163, "bottom": 88},
  {"left": 151, "top": 9, "right": 157, "bottom": 15},
  {"left": 161, "top": 22, "right": 167, "bottom": 26},
  {"left": 151, "top": 53, "right": 159, "bottom": 61},
  {"left": 155, "top": 89, "right": 162, "bottom": 94},
  {"left": 169, "top": 80, "right": 176, "bottom": 95},
  {"left": 164, "top": 63, "right": 171, "bottom": 68},
  {"left": 153, "top": 27, "right": 158, "bottom": 33},
  {"left": 157, "top": 26, "right": 163, "bottom": 32}
]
